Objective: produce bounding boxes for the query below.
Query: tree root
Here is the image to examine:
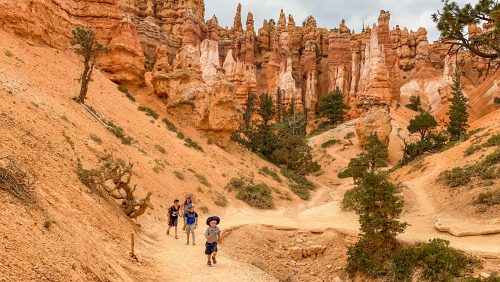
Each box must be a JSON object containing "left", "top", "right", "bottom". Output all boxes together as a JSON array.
[{"left": 434, "top": 219, "right": 500, "bottom": 237}]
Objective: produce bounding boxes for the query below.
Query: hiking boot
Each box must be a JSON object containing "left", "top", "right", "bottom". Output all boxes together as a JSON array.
[
  {"left": 212, "top": 257, "right": 217, "bottom": 265},
  {"left": 166, "top": 229, "right": 169, "bottom": 235},
  {"left": 175, "top": 236, "right": 178, "bottom": 239},
  {"left": 192, "top": 242, "right": 196, "bottom": 246},
  {"left": 207, "top": 261, "right": 212, "bottom": 267},
  {"left": 186, "top": 241, "right": 189, "bottom": 245}
]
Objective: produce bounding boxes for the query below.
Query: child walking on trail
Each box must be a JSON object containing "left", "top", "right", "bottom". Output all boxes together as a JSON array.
[
  {"left": 167, "top": 199, "right": 180, "bottom": 239},
  {"left": 184, "top": 204, "right": 198, "bottom": 245},
  {"left": 181, "top": 194, "right": 194, "bottom": 231},
  {"left": 205, "top": 216, "right": 221, "bottom": 267}
]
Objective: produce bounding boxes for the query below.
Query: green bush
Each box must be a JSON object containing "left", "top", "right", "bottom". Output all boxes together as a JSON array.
[
  {"left": 338, "top": 167, "right": 353, "bottom": 179},
  {"left": 184, "top": 137, "right": 204, "bottom": 152},
  {"left": 162, "top": 118, "right": 178, "bottom": 132},
  {"left": 177, "top": 132, "right": 185, "bottom": 140},
  {"left": 473, "top": 190, "right": 500, "bottom": 208},
  {"left": 344, "top": 132, "right": 355, "bottom": 139},
  {"left": 194, "top": 173, "right": 211, "bottom": 187},
  {"left": 155, "top": 145, "right": 166, "bottom": 154},
  {"left": 259, "top": 167, "right": 282, "bottom": 183},
  {"left": 118, "top": 85, "right": 135, "bottom": 102},
  {"left": 90, "top": 134, "right": 102, "bottom": 144},
  {"left": 466, "top": 274, "right": 500, "bottom": 281},
  {"left": 281, "top": 168, "right": 314, "bottom": 188},
  {"left": 138, "top": 105, "right": 159, "bottom": 120},
  {"left": 227, "top": 178, "right": 274, "bottom": 209},
  {"left": 309, "top": 123, "right": 336, "bottom": 137},
  {"left": 174, "top": 171, "right": 185, "bottom": 180},
  {"left": 342, "top": 187, "right": 359, "bottom": 210},
  {"left": 391, "top": 239, "right": 479, "bottom": 282},
  {"left": 321, "top": 139, "right": 339, "bottom": 148},
  {"left": 465, "top": 144, "right": 482, "bottom": 156},
  {"left": 439, "top": 167, "right": 472, "bottom": 187},
  {"left": 104, "top": 120, "right": 134, "bottom": 145},
  {"left": 288, "top": 183, "right": 312, "bottom": 200},
  {"left": 4, "top": 50, "right": 13, "bottom": 57},
  {"left": 484, "top": 134, "right": 500, "bottom": 147}
]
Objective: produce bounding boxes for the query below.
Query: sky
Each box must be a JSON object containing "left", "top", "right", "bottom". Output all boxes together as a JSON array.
[{"left": 205, "top": 0, "right": 471, "bottom": 41}]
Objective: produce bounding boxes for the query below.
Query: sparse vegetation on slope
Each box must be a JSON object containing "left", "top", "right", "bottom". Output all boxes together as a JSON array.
[
  {"left": 138, "top": 105, "right": 159, "bottom": 120},
  {"left": 226, "top": 177, "right": 274, "bottom": 209},
  {"left": 77, "top": 158, "right": 153, "bottom": 218}
]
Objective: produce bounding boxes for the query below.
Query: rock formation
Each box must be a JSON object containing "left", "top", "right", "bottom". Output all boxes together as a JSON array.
[
  {"left": 0, "top": 0, "right": 145, "bottom": 85},
  {"left": 1, "top": 0, "right": 497, "bottom": 136}
]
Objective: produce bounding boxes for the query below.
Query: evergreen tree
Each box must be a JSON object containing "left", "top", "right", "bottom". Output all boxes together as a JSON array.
[
  {"left": 447, "top": 71, "right": 469, "bottom": 140},
  {"left": 408, "top": 111, "right": 438, "bottom": 140},
  {"left": 432, "top": 0, "right": 499, "bottom": 60},
  {"left": 70, "top": 27, "right": 107, "bottom": 104},
  {"left": 243, "top": 93, "right": 256, "bottom": 127},
  {"left": 276, "top": 87, "right": 284, "bottom": 122},
  {"left": 317, "top": 87, "right": 351, "bottom": 124},
  {"left": 347, "top": 172, "right": 407, "bottom": 277},
  {"left": 364, "top": 133, "right": 388, "bottom": 172},
  {"left": 406, "top": 95, "right": 422, "bottom": 112},
  {"left": 257, "top": 93, "right": 275, "bottom": 127}
]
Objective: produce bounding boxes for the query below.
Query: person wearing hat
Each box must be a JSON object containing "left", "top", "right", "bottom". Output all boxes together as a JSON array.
[
  {"left": 167, "top": 199, "right": 181, "bottom": 239},
  {"left": 204, "top": 216, "right": 221, "bottom": 267},
  {"left": 181, "top": 194, "right": 194, "bottom": 231},
  {"left": 183, "top": 204, "right": 198, "bottom": 245}
]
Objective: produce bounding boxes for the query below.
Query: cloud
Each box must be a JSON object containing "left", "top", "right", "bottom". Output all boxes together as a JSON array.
[{"left": 205, "top": 0, "right": 472, "bottom": 40}]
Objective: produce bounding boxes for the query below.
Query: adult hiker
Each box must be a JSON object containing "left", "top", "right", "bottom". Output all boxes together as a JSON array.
[
  {"left": 167, "top": 199, "right": 181, "bottom": 239},
  {"left": 205, "top": 216, "right": 221, "bottom": 267},
  {"left": 181, "top": 194, "right": 194, "bottom": 231},
  {"left": 184, "top": 204, "right": 198, "bottom": 245}
]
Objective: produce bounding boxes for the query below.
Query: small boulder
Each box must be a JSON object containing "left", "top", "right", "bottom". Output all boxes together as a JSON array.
[{"left": 289, "top": 247, "right": 303, "bottom": 260}]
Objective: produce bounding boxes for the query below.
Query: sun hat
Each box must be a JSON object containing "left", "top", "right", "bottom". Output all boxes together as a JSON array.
[{"left": 206, "top": 216, "right": 220, "bottom": 225}]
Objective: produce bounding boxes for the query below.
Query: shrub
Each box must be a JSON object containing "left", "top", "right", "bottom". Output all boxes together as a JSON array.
[
  {"left": 155, "top": 145, "right": 166, "bottom": 154},
  {"left": 484, "top": 134, "right": 500, "bottom": 147},
  {"left": 176, "top": 132, "right": 185, "bottom": 140},
  {"left": 213, "top": 192, "right": 228, "bottom": 207},
  {"left": 281, "top": 168, "right": 314, "bottom": 188},
  {"left": 288, "top": 183, "right": 312, "bottom": 200},
  {"left": 344, "top": 132, "right": 355, "bottom": 139},
  {"left": 194, "top": 173, "right": 211, "bottom": 187},
  {"left": 342, "top": 187, "right": 359, "bottom": 210},
  {"left": 4, "top": 50, "right": 13, "bottom": 57},
  {"left": 44, "top": 219, "right": 55, "bottom": 229},
  {"left": 439, "top": 167, "right": 472, "bottom": 187},
  {"left": 174, "top": 171, "right": 185, "bottom": 180},
  {"left": 321, "top": 139, "right": 339, "bottom": 148},
  {"left": 138, "top": 105, "right": 159, "bottom": 120},
  {"left": 406, "top": 95, "right": 422, "bottom": 112},
  {"left": 0, "top": 158, "right": 34, "bottom": 202},
  {"left": 162, "top": 118, "right": 178, "bottom": 132},
  {"left": 104, "top": 120, "right": 134, "bottom": 145},
  {"left": 200, "top": 206, "right": 209, "bottom": 214},
  {"left": 309, "top": 123, "right": 336, "bottom": 137},
  {"left": 90, "top": 134, "right": 102, "bottom": 144},
  {"left": 464, "top": 144, "right": 482, "bottom": 156},
  {"left": 473, "top": 190, "right": 500, "bottom": 209},
  {"left": 338, "top": 167, "right": 353, "bottom": 178},
  {"left": 184, "top": 137, "right": 204, "bottom": 152},
  {"left": 391, "top": 239, "right": 479, "bottom": 282},
  {"left": 259, "top": 167, "right": 282, "bottom": 183},
  {"left": 236, "top": 183, "right": 274, "bottom": 209},
  {"left": 226, "top": 177, "right": 274, "bottom": 209},
  {"left": 117, "top": 85, "right": 135, "bottom": 102}
]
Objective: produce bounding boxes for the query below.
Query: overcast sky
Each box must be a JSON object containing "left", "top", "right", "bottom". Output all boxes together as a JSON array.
[{"left": 205, "top": 0, "right": 471, "bottom": 41}]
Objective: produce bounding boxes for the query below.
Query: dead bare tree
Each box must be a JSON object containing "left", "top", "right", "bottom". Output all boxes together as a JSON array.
[
  {"left": 0, "top": 157, "right": 35, "bottom": 202},
  {"left": 78, "top": 158, "right": 154, "bottom": 218}
]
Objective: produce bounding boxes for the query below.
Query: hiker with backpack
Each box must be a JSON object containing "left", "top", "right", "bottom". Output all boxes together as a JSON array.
[
  {"left": 167, "top": 199, "right": 181, "bottom": 239},
  {"left": 181, "top": 194, "right": 194, "bottom": 231},
  {"left": 205, "top": 216, "right": 221, "bottom": 267},
  {"left": 184, "top": 204, "right": 198, "bottom": 245}
]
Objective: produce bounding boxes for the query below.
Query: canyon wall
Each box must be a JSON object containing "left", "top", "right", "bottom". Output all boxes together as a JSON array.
[{"left": 1, "top": 0, "right": 498, "bottom": 135}]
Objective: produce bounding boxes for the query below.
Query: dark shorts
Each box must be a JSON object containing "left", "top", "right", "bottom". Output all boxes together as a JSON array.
[
  {"left": 169, "top": 217, "right": 178, "bottom": 227},
  {"left": 205, "top": 242, "right": 218, "bottom": 255}
]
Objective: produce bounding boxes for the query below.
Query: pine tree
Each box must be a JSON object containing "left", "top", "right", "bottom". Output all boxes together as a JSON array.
[
  {"left": 406, "top": 95, "right": 422, "bottom": 112},
  {"left": 408, "top": 111, "right": 438, "bottom": 140},
  {"left": 432, "top": 0, "right": 499, "bottom": 60},
  {"left": 347, "top": 172, "right": 407, "bottom": 277},
  {"left": 364, "top": 133, "right": 388, "bottom": 172},
  {"left": 70, "top": 27, "right": 107, "bottom": 104},
  {"left": 257, "top": 93, "right": 275, "bottom": 127},
  {"left": 243, "top": 93, "right": 256, "bottom": 128},
  {"left": 447, "top": 71, "right": 469, "bottom": 140},
  {"left": 276, "top": 87, "right": 283, "bottom": 122},
  {"left": 317, "top": 87, "right": 351, "bottom": 124}
]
